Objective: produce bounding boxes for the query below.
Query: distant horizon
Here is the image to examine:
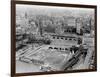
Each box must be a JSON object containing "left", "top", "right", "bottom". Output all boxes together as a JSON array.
[{"left": 16, "top": 4, "right": 94, "bottom": 18}]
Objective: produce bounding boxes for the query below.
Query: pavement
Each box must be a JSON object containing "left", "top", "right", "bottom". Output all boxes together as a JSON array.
[{"left": 16, "top": 60, "right": 42, "bottom": 73}]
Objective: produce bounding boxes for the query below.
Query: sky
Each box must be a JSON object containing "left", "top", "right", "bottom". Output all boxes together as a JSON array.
[{"left": 16, "top": 4, "right": 95, "bottom": 17}]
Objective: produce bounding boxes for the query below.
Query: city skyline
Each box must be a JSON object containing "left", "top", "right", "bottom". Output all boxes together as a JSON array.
[{"left": 16, "top": 4, "right": 94, "bottom": 18}]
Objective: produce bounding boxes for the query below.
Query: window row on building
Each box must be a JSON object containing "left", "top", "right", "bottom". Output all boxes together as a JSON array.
[
  {"left": 48, "top": 46, "right": 69, "bottom": 51},
  {"left": 52, "top": 36, "right": 77, "bottom": 41}
]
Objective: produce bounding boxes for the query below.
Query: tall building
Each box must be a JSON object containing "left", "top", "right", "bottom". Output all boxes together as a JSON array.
[
  {"left": 76, "top": 18, "right": 83, "bottom": 34},
  {"left": 55, "top": 23, "right": 64, "bottom": 35},
  {"left": 67, "top": 17, "right": 76, "bottom": 27}
]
